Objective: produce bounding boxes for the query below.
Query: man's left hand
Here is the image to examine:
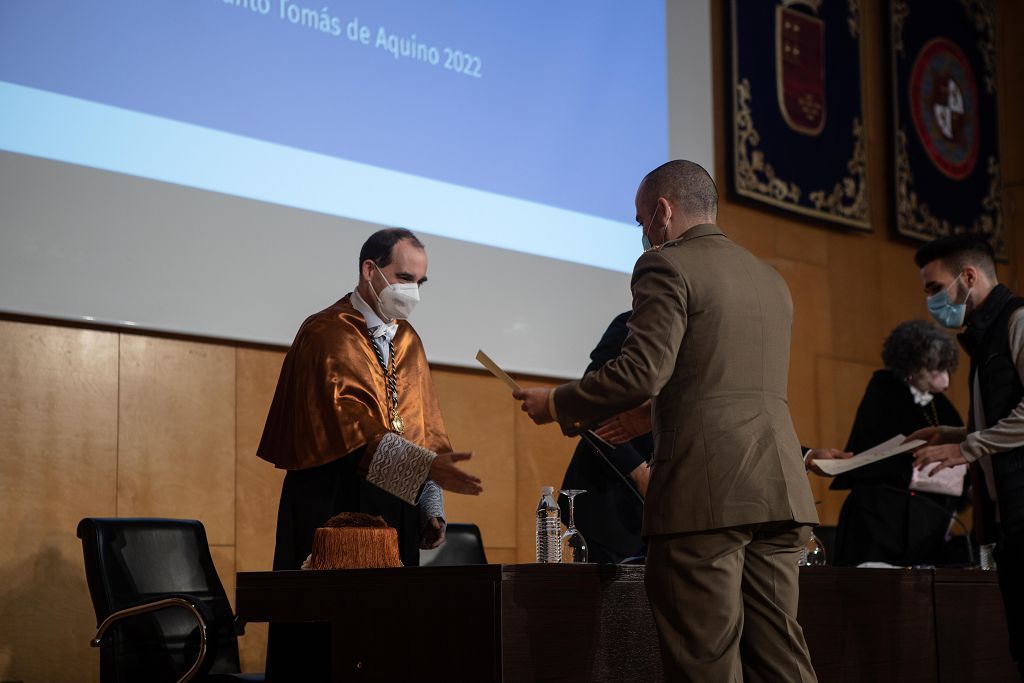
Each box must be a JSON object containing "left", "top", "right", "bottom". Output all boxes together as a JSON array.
[
  {"left": 595, "top": 402, "right": 653, "bottom": 445},
  {"left": 513, "top": 387, "right": 553, "bottom": 425},
  {"left": 421, "top": 517, "right": 446, "bottom": 549},
  {"left": 913, "top": 443, "right": 967, "bottom": 474}
]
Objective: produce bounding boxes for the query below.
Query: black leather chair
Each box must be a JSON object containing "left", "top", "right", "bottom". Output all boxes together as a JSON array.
[
  {"left": 419, "top": 523, "right": 488, "bottom": 566},
  {"left": 77, "top": 517, "right": 263, "bottom": 683}
]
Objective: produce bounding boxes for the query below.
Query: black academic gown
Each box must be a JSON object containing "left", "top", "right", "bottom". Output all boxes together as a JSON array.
[
  {"left": 268, "top": 453, "right": 423, "bottom": 681},
  {"left": 831, "top": 369, "right": 965, "bottom": 566},
  {"left": 560, "top": 312, "right": 647, "bottom": 564}
]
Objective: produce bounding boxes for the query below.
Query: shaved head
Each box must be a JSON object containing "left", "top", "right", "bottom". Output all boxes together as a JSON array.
[{"left": 638, "top": 160, "right": 718, "bottom": 220}]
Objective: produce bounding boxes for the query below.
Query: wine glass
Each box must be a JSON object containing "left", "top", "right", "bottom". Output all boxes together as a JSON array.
[
  {"left": 799, "top": 530, "right": 827, "bottom": 567},
  {"left": 559, "top": 489, "right": 589, "bottom": 563}
]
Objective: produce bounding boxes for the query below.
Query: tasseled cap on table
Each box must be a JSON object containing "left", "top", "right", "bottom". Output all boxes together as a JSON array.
[{"left": 307, "top": 512, "right": 403, "bottom": 570}]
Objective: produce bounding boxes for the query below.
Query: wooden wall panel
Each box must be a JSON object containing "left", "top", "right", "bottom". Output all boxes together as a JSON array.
[
  {"left": 0, "top": 321, "right": 118, "bottom": 683},
  {"left": 432, "top": 369, "right": 517, "bottom": 549},
  {"left": 235, "top": 348, "right": 286, "bottom": 673},
  {"left": 235, "top": 348, "right": 287, "bottom": 575},
  {"left": 825, "top": 234, "right": 884, "bottom": 366},
  {"left": 775, "top": 222, "right": 830, "bottom": 267},
  {"left": 716, "top": 203, "right": 778, "bottom": 258},
  {"left": 877, "top": 244, "right": 932, "bottom": 332},
  {"left": 117, "top": 336, "right": 236, "bottom": 545}
]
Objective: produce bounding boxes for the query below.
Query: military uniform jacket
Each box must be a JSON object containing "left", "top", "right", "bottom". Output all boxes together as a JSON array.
[{"left": 552, "top": 224, "right": 817, "bottom": 536}]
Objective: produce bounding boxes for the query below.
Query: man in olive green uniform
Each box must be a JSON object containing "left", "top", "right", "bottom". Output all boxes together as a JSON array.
[{"left": 516, "top": 160, "right": 818, "bottom": 681}]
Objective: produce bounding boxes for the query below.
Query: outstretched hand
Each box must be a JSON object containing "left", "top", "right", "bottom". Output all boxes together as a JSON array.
[
  {"left": 429, "top": 451, "right": 482, "bottom": 495},
  {"left": 595, "top": 403, "right": 652, "bottom": 445},
  {"left": 913, "top": 443, "right": 967, "bottom": 475},
  {"left": 513, "top": 387, "right": 554, "bottom": 425}
]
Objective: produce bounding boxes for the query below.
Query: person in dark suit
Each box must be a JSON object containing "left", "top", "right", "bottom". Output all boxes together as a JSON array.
[
  {"left": 560, "top": 312, "right": 649, "bottom": 564},
  {"left": 831, "top": 319, "right": 964, "bottom": 566}
]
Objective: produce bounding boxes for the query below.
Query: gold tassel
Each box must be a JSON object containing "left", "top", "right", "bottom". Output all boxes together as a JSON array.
[{"left": 309, "top": 527, "right": 402, "bottom": 570}]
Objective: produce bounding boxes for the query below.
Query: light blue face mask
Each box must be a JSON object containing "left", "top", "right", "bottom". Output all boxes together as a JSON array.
[
  {"left": 927, "top": 273, "right": 971, "bottom": 329},
  {"left": 641, "top": 204, "right": 662, "bottom": 252}
]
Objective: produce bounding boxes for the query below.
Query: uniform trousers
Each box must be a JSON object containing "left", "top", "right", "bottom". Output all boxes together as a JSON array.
[{"left": 645, "top": 521, "right": 817, "bottom": 682}]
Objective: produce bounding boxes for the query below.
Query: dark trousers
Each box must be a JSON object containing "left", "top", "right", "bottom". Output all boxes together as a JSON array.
[
  {"left": 645, "top": 522, "right": 817, "bottom": 682},
  {"left": 993, "top": 460, "right": 1024, "bottom": 678},
  {"left": 996, "top": 542, "right": 1024, "bottom": 679},
  {"left": 266, "top": 456, "right": 421, "bottom": 682}
]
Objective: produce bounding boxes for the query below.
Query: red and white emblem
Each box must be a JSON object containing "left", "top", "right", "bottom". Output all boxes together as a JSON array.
[
  {"left": 776, "top": 0, "right": 826, "bottom": 136},
  {"left": 909, "top": 37, "right": 979, "bottom": 180}
]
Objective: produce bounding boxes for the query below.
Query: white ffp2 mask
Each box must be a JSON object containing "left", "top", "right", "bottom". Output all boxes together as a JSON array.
[{"left": 371, "top": 263, "right": 420, "bottom": 320}]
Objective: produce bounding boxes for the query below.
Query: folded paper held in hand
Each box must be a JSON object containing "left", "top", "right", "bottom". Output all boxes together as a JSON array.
[
  {"left": 811, "top": 435, "right": 926, "bottom": 476},
  {"left": 478, "top": 349, "right": 620, "bottom": 455},
  {"left": 476, "top": 350, "right": 523, "bottom": 393}
]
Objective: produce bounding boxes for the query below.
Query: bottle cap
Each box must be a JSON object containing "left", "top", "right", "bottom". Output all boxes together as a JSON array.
[{"left": 541, "top": 486, "right": 554, "bottom": 495}]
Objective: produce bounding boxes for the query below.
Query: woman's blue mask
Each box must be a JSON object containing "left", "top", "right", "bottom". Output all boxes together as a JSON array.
[{"left": 926, "top": 273, "right": 971, "bottom": 329}]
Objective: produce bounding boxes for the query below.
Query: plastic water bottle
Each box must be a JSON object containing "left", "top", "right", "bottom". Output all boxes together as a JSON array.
[
  {"left": 980, "top": 543, "right": 997, "bottom": 570},
  {"left": 535, "top": 486, "right": 562, "bottom": 563}
]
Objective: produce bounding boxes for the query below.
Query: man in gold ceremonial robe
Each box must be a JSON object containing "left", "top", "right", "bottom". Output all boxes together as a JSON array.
[
  {"left": 259, "top": 228, "right": 482, "bottom": 679},
  {"left": 259, "top": 228, "right": 481, "bottom": 569}
]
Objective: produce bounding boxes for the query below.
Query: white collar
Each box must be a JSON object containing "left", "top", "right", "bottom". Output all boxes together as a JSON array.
[
  {"left": 908, "top": 383, "right": 934, "bottom": 406},
  {"left": 350, "top": 289, "right": 397, "bottom": 340}
]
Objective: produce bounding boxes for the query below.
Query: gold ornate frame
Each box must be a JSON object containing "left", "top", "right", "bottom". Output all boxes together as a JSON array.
[
  {"left": 889, "top": 0, "right": 1004, "bottom": 258},
  {"left": 731, "top": 0, "right": 871, "bottom": 231}
]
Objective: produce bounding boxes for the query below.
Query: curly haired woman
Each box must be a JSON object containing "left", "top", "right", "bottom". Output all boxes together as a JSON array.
[{"left": 831, "top": 319, "right": 966, "bottom": 566}]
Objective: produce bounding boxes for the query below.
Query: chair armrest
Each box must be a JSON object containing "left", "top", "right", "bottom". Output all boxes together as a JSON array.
[
  {"left": 234, "top": 614, "right": 247, "bottom": 636},
  {"left": 91, "top": 593, "right": 213, "bottom": 683}
]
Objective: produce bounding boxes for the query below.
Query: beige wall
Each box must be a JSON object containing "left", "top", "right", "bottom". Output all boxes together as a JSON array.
[{"left": 1, "top": 0, "right": 1023, "bottom": 680}]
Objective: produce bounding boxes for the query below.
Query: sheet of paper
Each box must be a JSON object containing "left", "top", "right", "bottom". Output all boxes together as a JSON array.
[
  {"left": 910, "top": 462, "right": 968, "bottom": 496},
  {"left": 475, "top": 350, "right": 522, "bottom": 392},
  {"left": 811, "top": 434, "right": 926, "bottom": 476}
]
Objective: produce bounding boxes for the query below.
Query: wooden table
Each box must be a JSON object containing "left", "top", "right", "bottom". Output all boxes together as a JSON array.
[{"left": 236, "top": 565, "right": 1017, "bottom": 682}]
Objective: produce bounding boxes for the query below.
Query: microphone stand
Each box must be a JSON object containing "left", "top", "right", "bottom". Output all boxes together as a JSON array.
[
  {"left": 579, "top": 430, "right": 646, "bottom": 505},
  {"left": 880, "top": 484, "right": 975, "bottom": 566}
]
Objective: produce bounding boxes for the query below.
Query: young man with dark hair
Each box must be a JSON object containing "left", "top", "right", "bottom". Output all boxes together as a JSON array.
[{"left": 911, "top": 233, "right": 1024, "bottom": 676}]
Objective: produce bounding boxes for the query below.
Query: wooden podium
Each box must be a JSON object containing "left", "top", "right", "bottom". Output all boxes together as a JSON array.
[{"left": 236, "top": 564, "right": 1017, "bottom": 682}]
